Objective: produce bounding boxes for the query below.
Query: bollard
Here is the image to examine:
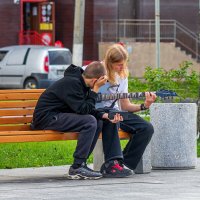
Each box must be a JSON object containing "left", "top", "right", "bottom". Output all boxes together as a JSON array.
[{"left": 150, "top": 103, "right": 197, "bottom": 169}]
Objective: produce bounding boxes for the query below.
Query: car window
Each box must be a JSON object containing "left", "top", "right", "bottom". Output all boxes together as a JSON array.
[
  {"left": 0, "top": 51, "right": 8, "bottom": 62},
  {"left": 6, "top": 48, "right": 28, "bottom": 65},
  {"left": 48, "top": 50, "right": 72, "bottom": 65}
]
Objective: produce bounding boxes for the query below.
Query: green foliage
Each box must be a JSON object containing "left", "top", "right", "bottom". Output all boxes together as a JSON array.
[
  {"left": 129, "top": 61, "right": 199, "bottom": 100},
  {"left": 128, "top": 77, "right": 148, "bottom": 92},
  {"left": 144, "top": 66, "right": 174, "bottom": 90}
]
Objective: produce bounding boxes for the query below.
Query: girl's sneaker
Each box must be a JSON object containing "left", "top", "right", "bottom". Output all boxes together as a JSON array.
[{"left": 100, "top": 160, "right": 133, "bottom": 178}]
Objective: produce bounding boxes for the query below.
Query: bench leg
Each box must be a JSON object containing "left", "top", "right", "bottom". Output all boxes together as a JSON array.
[
  {"left": 93, "top": 139, "right": 152, "bottom": 173},
  {"left": 134, "top": 141, "right": 152, "bottom": 174},
  {"left": 93, "top": 139, "right": 104, "bottom": 171}
]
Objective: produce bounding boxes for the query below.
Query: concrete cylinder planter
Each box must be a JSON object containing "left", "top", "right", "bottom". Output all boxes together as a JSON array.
[{"left": 150, "top": 103, "right": 197, "bottom": 169}]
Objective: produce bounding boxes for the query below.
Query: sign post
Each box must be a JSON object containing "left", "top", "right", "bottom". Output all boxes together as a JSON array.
[
  {"left": 72, "top": 0, "right": 85, "bottom": 66},
  {"left": 155, "top": 0, "right": 160, "bottom": 68}
]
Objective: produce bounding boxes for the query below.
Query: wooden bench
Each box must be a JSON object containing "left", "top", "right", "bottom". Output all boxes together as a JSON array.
[
  {"left": 0, "top": 89, "right": 130, "bottom": 143},
  {"left": 0, "top": 89, "right": 151, "bottom": 173}
]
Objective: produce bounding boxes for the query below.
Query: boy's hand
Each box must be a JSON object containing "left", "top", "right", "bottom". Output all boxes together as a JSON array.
[
  {"left": 102, "top": 113, "right": 123, "bottom": 123},
  {"left": 95, "top": 75, "right": 108, "bottom": 87},
  {"left": 93, "top": 75, "right": 108, "bottom": 92}
]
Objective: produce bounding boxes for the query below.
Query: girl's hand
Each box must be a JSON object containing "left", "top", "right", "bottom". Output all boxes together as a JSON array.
[{"left": 144, "top": 92, "right": 157, "bottom": 108}]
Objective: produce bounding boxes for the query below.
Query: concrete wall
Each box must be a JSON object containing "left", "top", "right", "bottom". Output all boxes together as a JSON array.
[{"left": 99, "top": 42, "right": 200, "bottom": 77}]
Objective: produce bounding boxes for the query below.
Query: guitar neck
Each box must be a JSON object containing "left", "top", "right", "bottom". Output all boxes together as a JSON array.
[{"left": 97, "top": 92, "right": 146, "bottom": 102}]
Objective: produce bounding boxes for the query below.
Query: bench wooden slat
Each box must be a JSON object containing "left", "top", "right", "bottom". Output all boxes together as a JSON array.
[
  {"left": 0, "top": 93, "right": 41, "bottom": 100},
  {"left": 0, "top": 89, "right": 45, "bottom": 94},
  {"left": 0, "top": 124, "right": 31, "bottom": 131},
  {"left": 118, "top": 130, "right": 131, "bottom": 139},
  {"left": 0, "top": 129, "right": 129, "bottom": 137},
  {"left": 0, "top": 116, "right": 32, "bottom": 124},
  {"left": 0, "top": 101, "right": 37, "bottom": 108},
  {"left": 0, "top": 109, "right": 34, "bottom": 116},
  {"left": 0, "top": 130, "right": 77, "bottom": 136},
  {"left": 0, "top": 129, "right": 129, "bottom": 143},
  {"left": 0, "top": 133, "right": 79, "bottom": 143}
]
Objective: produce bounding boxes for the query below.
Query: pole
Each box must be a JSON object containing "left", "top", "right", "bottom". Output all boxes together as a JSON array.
[
  {"left": 155, "top": 0, "right": 160, "bottom": 68},
  {"left": 197, "top": 0, "right": 200, "bottom": 139},
  {"left": 72, "top": 0, "right": 85, "bottom": 66}
]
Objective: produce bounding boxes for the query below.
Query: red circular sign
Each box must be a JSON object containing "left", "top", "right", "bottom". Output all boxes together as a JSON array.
[{"left": 41, "top": 33, "right": 52, "bottom": 45}]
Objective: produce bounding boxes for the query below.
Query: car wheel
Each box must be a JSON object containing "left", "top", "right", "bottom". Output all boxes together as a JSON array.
[{"left": 24, "top": 79, "right": 38, "bottom": 89}]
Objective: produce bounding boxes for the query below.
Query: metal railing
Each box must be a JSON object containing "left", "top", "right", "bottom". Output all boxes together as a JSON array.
[{"left": 100, "top": 19, "right": 200, "bottom": 61}]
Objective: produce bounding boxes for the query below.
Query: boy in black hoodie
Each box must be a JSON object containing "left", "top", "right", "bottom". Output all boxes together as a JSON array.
[{"left": 31, "top": 61, "right": 122, "bottom": 180}]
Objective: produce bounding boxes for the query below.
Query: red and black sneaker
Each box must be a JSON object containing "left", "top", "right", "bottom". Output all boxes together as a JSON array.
[{"left": 100, "top": 160, "right": 133, "bottom": 178}]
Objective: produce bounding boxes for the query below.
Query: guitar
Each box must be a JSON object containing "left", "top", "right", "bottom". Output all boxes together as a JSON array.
[
  {"left": 96, "top": 89, "right": 177, "bottom": 120},
  {"left": 97, "top": 89, "right": 177, "bottom": 103}
]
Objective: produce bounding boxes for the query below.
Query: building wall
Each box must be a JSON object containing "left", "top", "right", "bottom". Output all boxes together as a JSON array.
[
  {"left": 137, "top": 0, "right": 199, "bottom": 34},
  {"left": 83, "top": 0, "right": 94, "bottom": 61},
  {"left": 54, "top": 0, "right": 119, "bottom": 60},
  {"left": 55, "top": 0, "right": 118, "bottom": 60},
  {"left": 0, "top": 0, "right": 20, "bottom": 47},
  {"left": 118, "top": 0, "right": 137, "bottom": 19},
  {"left": 92, "top": 0, "right": 118, "bottom": 60},
  {"left": 54, "top": 0, "right": 74, "bottom": 53}
]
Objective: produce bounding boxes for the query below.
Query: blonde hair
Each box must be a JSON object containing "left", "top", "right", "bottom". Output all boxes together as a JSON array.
[{"left": 104, "top": 44, "right": 129, "bottom": 84}]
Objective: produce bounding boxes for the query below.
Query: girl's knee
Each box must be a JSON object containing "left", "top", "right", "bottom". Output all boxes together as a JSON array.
[{"left": 145, "top": 122, "right": 154, "bottom": 136}]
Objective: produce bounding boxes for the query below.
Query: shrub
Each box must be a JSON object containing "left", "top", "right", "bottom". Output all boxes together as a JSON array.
[{"left": 129, "top": 61, "right": 199, "bottom": 99}]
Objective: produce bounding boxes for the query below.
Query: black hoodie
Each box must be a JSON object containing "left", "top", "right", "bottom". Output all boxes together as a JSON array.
[{"left": 31, "top": 64, "right": 104, "bottom": 129}]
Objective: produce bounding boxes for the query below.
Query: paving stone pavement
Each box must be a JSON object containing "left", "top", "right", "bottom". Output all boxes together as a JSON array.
[{"left": 0, "top": 160, "right": 200, "bottom": 200}]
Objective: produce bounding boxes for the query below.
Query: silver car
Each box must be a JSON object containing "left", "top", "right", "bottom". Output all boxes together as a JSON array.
[{"left": 0, "top": 45, "right": 72, "bottom": 89}]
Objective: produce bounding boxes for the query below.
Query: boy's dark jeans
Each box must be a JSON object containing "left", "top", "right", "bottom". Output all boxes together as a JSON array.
[
  {"left": 102, "top": 113, "right": 154, "bottom": 170},
  {"left": 44, "top": 113, "right": 103, "bottom": 165}
]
